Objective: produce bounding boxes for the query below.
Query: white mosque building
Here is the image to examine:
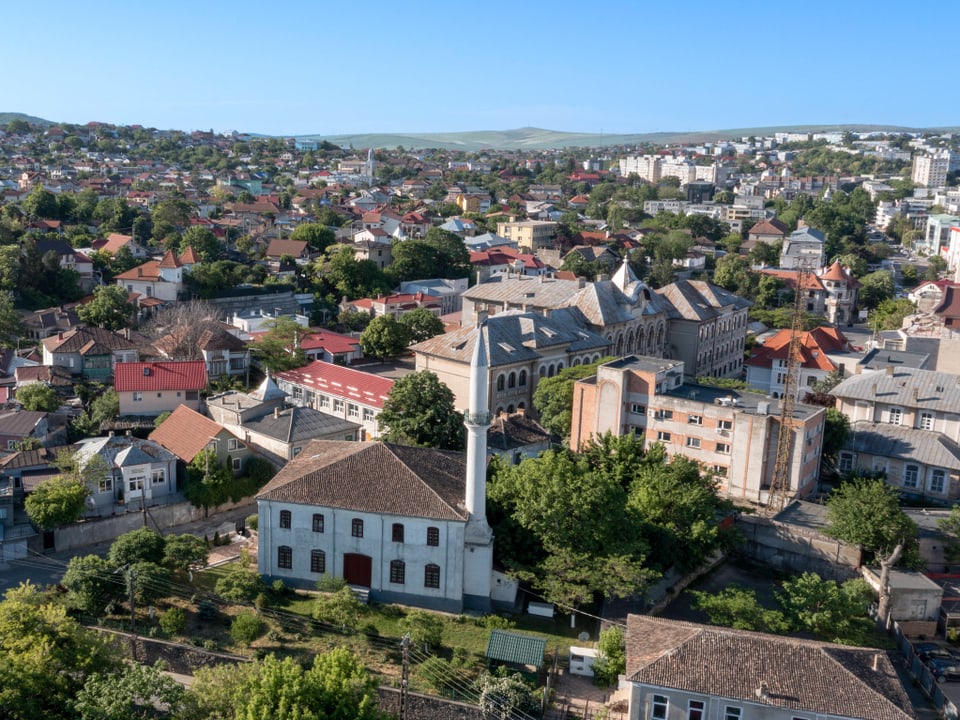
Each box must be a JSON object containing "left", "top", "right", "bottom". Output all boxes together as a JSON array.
[{"left": 255, "top": 324, "right": 499, "bottom": 612}]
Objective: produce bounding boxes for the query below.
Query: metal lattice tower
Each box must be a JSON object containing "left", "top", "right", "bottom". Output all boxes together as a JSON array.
[{"left": 767, "top": 262, "right": 811, "bottom": 511}]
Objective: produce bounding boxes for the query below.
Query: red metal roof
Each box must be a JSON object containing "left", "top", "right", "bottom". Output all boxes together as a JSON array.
[
  {"left": 299, "top": 330, "right": 362, "bottom": 354},
  {"left": 114, "top": 361, "right": 208, "bottom": 392},
  {"left": 275, "top": 361, "right": 393, "bottom": 409}
]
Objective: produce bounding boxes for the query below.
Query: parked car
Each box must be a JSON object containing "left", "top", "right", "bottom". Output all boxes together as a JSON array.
[{"left": 926, "top": 657, "right": 960, "bottom": 683}]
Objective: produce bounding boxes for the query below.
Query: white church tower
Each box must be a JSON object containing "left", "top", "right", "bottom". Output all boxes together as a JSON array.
[{"left": 462, "top": 322, "right": 494, "bottom": 611}]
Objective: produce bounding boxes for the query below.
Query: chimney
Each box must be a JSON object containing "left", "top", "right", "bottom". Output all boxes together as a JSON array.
[
  {"left": 872, "top": 654, "right": 879, "bottom": 672},
  {"left": 125, "top": 430, "right": 132, "bottom": 436},
  {"left": 913, "top": 387, "right": 919, "bottom": 401},
  {"left": 871, "top": 382, "right": 878, "bottom": 395},
  {"left": 108, "top": 430, "right": 114, "bottom": 437},
  {"left": 274, "top": 406, "right": 280, "bottom": 419},
  {"left": 885, "top": 366, "right": 894, "bottom": 376}
]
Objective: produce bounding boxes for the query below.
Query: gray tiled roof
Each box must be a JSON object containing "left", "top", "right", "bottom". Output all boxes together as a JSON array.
[
  {"left": 656, "top": 279, "right": 753, "bottom": 321},
  {"left": 463, "top": 276, "right": 582, "bottom": 309},
  {"left": 847, "top": 421, "right": 960, "bottom": 469},
  {"left": 411, "top": 309, "right": 608, "bottom": 367},
  {"left": 242, "top": 406, "right": 360, "bottom": 444},
  {"left": 626, "top": 615, "right": 915, "bottom": 720},
  {"left": 257, "top": 440, "right": 468, "bottom": 521},
  {"left": 833, "top": 367, "right": 960, "bottom": 413}
]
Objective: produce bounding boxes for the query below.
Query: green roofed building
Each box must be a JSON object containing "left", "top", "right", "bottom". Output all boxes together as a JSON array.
[{"left": 485, "top": 630, "right": 547, "bottom": 669}]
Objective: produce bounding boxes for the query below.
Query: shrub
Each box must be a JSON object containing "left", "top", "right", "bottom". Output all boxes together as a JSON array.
[
  {"left": 255, "top": 592, "right": 270, "bottom": 610},
  {"left": 246, "top": 513, "right": 259, "bottom": 531},
  {"left": 480, "top": 614, "right": 515, "bottom": 630},
  {"left": 202, "top": 639, "right": 219, "bottom": 651},
  {"left": 244, "top": 457, "right": 276, "bottom": 486},
  {"left": 316, "top": 575, "right": 347, "bottom": 593},
  {"left": 215, "top": 566, "right": 265, "bottom": 603},
  {"left": 197, "top": 599, "right": 218, "bottom": 622},
  {"left": 230, "top": 611, "right": 263, "bottom": 646},
  {"left": 271, "top": 579, "right": 288, "bottom": 597},
  {"left": 159, "top": 606, "right": 187, "bottom": 636}
]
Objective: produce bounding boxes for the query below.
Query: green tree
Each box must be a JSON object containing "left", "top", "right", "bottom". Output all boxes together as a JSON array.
[
  {"left": 359, "top": 315, "right": 410, "bottom": 359},
  {"left": 401, "top": 609, "right": 444, "bottom": 652},
  {"left": 593, "top": 626, "right": 626, "bottom": 687},
  {"left": 826, "top": 477, "right": 919, "bottom": 623},
  {"left": 180, "top": 226, "right": 222, "bottom": 263},
  {"left": 290, "top": 222, "right": 336, "bottom": 253},
  {"left": 61, "top": 554, "right": 125, "bottom": 615},
  {"left": 159, "top": 606, "right": 187, "bottom": 636},
  {"left": 0, "top": 290, "right": 24, "bottom": 346},
  {"left": 25, "top": 476, "right": 89, "bottom": 529},
  {"left": 76, "top": 284, "right": 134, "bottom": 330},
  {"left": 16, "top": 383, "right": 60, "bottom": 412},
  {"left": 108, "top": 528, "right": 165, "bottom": 566},
  {"left": 185, "top": 650, "right": 384, "bottom": 720},
  {"left": 858, "top": 270, "right": 894, "bottom": 310},
  {"left": 399, "top": 307, "right": 445, "bottom": 343},
  {"left": 320, "top": 246, "right": 391, "bottom": 299},
  {"left": 0, "top": 582, "right": 120, "bottom": 719},
  {"left": 230, "top": 611, "right": 263, "bottom": 646},
  {"left": 22, "top": 185, "right": 60, "bottom": 219},
  {"left": 75, "top": 660, "right": 187, "bottom": 720},
  {"left": 712, "top": 254, "right": 758, "bottom": 299},
  {"left": 73, "top": 388, "right": 119, "bottom": 436},
  {"left": 184, "top": 448, "right": 234, "bottom": 511},
  {"left": 777, "top": 572, "right": 873, "bottom": 644},
  {"left": 691, "top": 585, "right": 789, "bottom": 632},
  {"left": 476, "top": 672, "right": 540, "bottom": 720},
  {"left": 533, "top": 358, "right": 615, "bottom": 440},
  {"left": 251, "top": 316, "right": 307, "bottom": 373},
  {"left": 378, "top": 371, "right": 464, "bottom": 450},
  {"left": 754, "top": 274, "right": 783, "bottom": 309},
  {"left": 822, "top": 408, "right": 851, "bottom": 467},
  {"left": 214, "top": 565, "right": 266, "bottom": 603},
  {"left": 162, "top": 533, "right": 209, "bottom": 573}
]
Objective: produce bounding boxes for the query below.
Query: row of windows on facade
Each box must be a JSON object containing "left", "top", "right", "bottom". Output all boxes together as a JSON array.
[
  {"left": 278, "top": 511, "right": 441, "bottom": 545},
  {"left": 275, "top": 547, "right": 440, "bottom": 588},
  {"left": 288, "top": 387, "right": 376, "bottom": 422},
  {"left": 649, "top": 694, "right": 807, "bottom": 720},
  {"left": 632, "top": 407, "right": 734, "bottom": 431},
  {"left": 838, "top": 456, "right": 948, "bottom": 494},
  {"left": 886, "top": 407, "right": 936, "bottom": 430},
  {"left": 96, "top": 468, "right": 166, "bottom": 494},
  {"left": 132, "top": 390, "right": 199, "bottom": 401}
]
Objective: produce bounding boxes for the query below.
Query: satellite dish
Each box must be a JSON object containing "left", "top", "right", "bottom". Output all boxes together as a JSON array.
[{"left": 577, "top": 631, "right": 590, "bottom": 642}]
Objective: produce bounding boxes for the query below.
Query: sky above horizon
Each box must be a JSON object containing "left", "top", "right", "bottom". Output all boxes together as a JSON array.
[{"left": 7, "top": 0, "right": 957, "bottom": 138}]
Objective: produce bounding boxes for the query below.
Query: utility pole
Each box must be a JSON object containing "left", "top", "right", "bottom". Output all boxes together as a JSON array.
[
  {"left": 128, "top": 566, "right": 137, "bottom": 661},
  {"left": 399, "top": 633, "right": 411, "bottom": 720}
]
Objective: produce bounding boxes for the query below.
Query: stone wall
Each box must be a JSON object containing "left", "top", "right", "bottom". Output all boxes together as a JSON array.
[
  {"left": 378, "top": 687, "right": 484, "bottom": 720},
  {"left": 735, "top": 514, "right": 861, "bottom": 581},
  {"left": 53, "top": 498, "right": 255, "bottom": 552}
]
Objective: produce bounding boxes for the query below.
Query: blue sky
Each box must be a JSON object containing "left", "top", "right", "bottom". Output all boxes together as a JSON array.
[{"left": 6, "top": 0, "right": 957, "bottom": 137}]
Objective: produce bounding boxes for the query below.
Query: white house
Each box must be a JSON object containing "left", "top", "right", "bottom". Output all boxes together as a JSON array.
[
  {"left": 75, "top": 433, "right": 178, "bottom": 513},
  {"left": 257, "top": 324, "right": 496, "bottom": 612}
]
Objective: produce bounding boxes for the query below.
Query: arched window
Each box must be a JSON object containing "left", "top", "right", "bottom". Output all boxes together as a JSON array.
[
  {"left": 426, "top": 527, "right": 440, "bottom": 546},
  {"left": 496, "top": 374, "right": 505, "bottom": 391},
  {"left": 517, "top": 402, "right": 525, "bottom": 411},
  {"left": 508, "top": 372, "right": 516, "bottom": 388},
  {"left": 392, "top": 523, "right": 404, "bottom": 543},
  {"left": 573, "top": 358, "right": 580, "bottom": 366},
  {"left": 507, "top": 404, "right": 515, "bottom": 413},
  {"left": 557, "top": 361, "right": 564, "bottom": 372},
  {"left": 519, "top": 370, "right": 527, "bottom": 386},
  {"left": 424, "top": 563, "right": 441, "bottom": 589},
  {"left": 310, "top": 549, "right": 325, "bottom": 573},
  {"left": 279, "top": 510, "right": 291, "bottom": 529},
  {"left": 277, "top": 545, "right": 292, "bottom": 569},
  {"left": 539, "top": 367, "right": 546, "bottom": 378},
  {"left": 390, "top": 560, "right": 405, "bottom": 584},
  {"left": 548, "top": 364, "right": 555, "bottom": 378}
]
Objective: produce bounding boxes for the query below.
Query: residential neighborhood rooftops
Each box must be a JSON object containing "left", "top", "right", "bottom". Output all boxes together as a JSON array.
[
  {"left": 148, "top": 404, "right": 234, "bottom": 462},
  {"left": 241, "top": 405, "right": 361, "bottom": 444},
  {"left": 833, "top": 366, "right": 960, "bottom": 412},
  {"left": 847, "top": 421, "right": 960, "bottom": 470}
]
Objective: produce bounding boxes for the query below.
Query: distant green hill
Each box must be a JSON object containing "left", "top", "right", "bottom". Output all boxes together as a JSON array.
[
  {"left": 299, "top": 124, "right": 960, "bottom": 151},
  {"left": 0, "top": 112, "right": 54, "bottom": 127}
]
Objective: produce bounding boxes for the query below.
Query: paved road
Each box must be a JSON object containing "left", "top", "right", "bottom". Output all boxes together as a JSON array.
[{"left": 0, "top": 503, "right": 255, "bottom": 595}]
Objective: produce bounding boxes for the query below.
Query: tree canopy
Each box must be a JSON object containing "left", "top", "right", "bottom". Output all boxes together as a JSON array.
[
  {"left": 76, "top": 284, "right": 135, "bottom": 330},
  {"left": 25, "top": 475, "right": 89, "bottom": 529},
  {"left": 359, "top": 315, "right": 410, "bottom": 359},
  {"left": 377, "top": 371, "right": 464, "bottom": 450},
  {"left": 250, "top": 316, "right": 307, "bottom": 373},
  {"left": 532, "top": 357, "right": 615, "bottom": 440}
]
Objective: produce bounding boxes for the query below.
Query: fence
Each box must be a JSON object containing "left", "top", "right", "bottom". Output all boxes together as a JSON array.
[{"left": 882, "top": 611, "right": 959, "bottom": 719}]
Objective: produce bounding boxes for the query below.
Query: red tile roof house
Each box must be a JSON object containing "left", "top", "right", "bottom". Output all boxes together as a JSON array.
[
  {"left": 149, "top": 404, "right": 254, "bottom": 476},
  {"left": 342, "top": 292, "right": 442, "bottom": 321},
  {"left": 264, "top": 238, "right": 312, "bottom": 265},
  {"left": 115, "top": 361, "right": 207, "bottom": 417},
  {"left": 274, "top": 361, "right": 393, "bottom": 440},
  {"left": 745, "top": 326, "right": 852, "bottom": 400},
  {"left": 299, "top": 329, "right": 363, "bottom": 365}
]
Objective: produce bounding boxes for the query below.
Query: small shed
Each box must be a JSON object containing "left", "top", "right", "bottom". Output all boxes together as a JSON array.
[
  {"left": 862, "top": 567, "right": 943, "bottom": 638},
  {"left": 486, "top": 630, "right": 547, "bottom": 669},
  {"left": 568, "top": 646, "right": 598, "bottom": 677}
]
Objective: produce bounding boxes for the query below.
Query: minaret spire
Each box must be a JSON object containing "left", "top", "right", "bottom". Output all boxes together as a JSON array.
[{"left": 464, "top": 322, "right": 491, "bottom": 532}]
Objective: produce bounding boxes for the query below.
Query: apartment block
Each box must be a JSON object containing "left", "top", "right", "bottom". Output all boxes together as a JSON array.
[{"left": 570, "top": 356, "right": 826, "bottom": 505}]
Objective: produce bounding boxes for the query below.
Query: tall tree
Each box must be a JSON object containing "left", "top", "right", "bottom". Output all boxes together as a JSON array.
[
  {"left": 0, "top": 582, "right": 120, "bottom": 719},
  {"left": 76, "top": 284, "right": 134, "bottom": 330},
  {"left": 75, "top": 661, "right": 187, "bottom": 720},
  {"left": 359, "top": 315, "right": 410, "bottom": 359},
  {"left": 399, "top": 307, "right": 445, "bottom": 343},
  {"left": 180, "top": 226, "right": 222, "bottom": 263},
  {"left": 16, "top": 383, "right": 60, "bottom": 412},
  {"left": 377, "top": 371, "right": 464, "bottom": 450},
  {"left": 533, "top": 357, "right": 615, "bottom": 440},
  {"left": 290, "top": 222, "right": 336, "bottom": 253},
  {"left": 24, "top": 476, "right": 89, "bottom": 529},
  {"left": 826, "top": 477, "right": 918, "bottom": 624},
  {"left": 251, "top": 316, "right": 307, "bottom": 373}
]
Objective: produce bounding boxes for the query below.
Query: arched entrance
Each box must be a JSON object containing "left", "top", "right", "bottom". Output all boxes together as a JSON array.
[{"left": 343, "top": 553, "right": 372, "bottom": 587}]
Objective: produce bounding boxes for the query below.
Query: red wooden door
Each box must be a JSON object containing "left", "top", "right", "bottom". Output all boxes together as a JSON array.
[{"left": 342, "top": 553, "right": 372, "bottom": 587}]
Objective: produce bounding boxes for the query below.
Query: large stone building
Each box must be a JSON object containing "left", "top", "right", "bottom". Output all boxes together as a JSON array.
[{"left": 570, "top": 356, "right": 826, "bottom": 505}]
